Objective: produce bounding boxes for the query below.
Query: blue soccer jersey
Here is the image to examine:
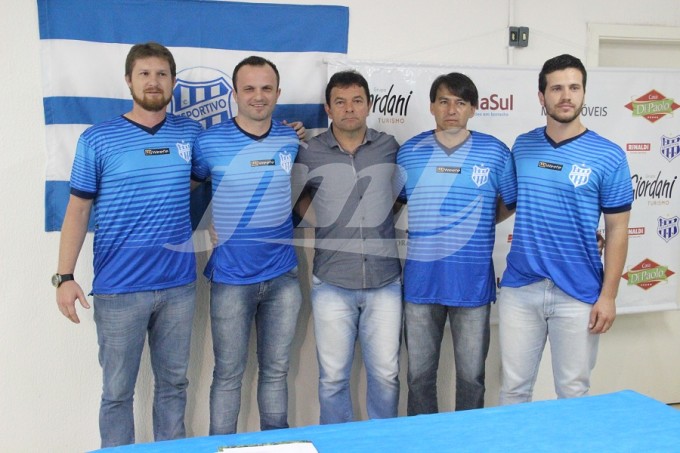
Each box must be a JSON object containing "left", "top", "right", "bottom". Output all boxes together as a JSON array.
[
  {"left": 69, "top": 114, "right": 202, "bottom": 294},
  {"left": 192, "top": 119, "right": 299, "bottom": 284},
  {"left": 397, "top": 130, "right": 516, "bottom": 307},
  {"left": 500, "top": 127, "right": 633, "bottom": 303}
]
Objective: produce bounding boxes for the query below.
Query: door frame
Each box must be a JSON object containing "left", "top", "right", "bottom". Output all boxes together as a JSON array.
[{"left": 587, "top": 23, "right": 680, "bottom": 66}]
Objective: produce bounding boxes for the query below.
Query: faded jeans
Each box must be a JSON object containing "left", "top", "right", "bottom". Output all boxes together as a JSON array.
[
  {"left": 93, "top": 282, "right": 195, "bottom": 448},
  {"left": 311, "top": 276, "right": 402, "bottom": 424},
  {"left": 498, "top": 280, "right": 599, "bottom": 405},
  {"left": 209, "top": 267, "right": 302, "bottom": 434}
]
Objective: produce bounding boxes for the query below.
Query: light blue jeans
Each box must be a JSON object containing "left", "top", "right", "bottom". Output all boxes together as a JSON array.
[
  {"left": 209, "top": 267, "right": 302, "bottom": 435},
  {"left": 405, "top": 302, "right": 490, "bottom": 414},
  {"left": 93, "top": 282, "right": 196, "bottom": 448},
  {"left": 498, "top": 280, "right": 599, "bottom": 405},
  {"left": 311, "top": 276, "right": 402, "bottom": 424}
]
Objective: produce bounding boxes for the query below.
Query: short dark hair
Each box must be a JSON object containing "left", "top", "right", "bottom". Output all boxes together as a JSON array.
[
  {"left": 429, "top": 72, "right": 479, "bottom": 107},
  {"left": 325, "top": 70, "right": 371, "bottom": 106},
  {"left": 538, "top": 54, "right": 587, "bottom": 94},
  {"left": 232, "top": 55, "right": 280, "bottom": 92},
  {"left": 125, "top": 42, "right": 176, "bottom": 78}
]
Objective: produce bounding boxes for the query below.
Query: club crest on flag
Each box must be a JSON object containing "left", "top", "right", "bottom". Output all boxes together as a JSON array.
[
  {"left": 657, "top": 216, "right": 679, "bottom": 242},
  {"left": 471, "top": 165, "right": 490, "bottom": 187},
  {"left": 171, "top": 67, "right": 236, "bottom": 129},
  {"left": 279, "top": 150, "right": 293, "bottom": 174},
  {"left": 660, "top": 135, "right": 680, "bottom": 162},
  {"left": 176, "top": 141, "right": 191, "bottom": 163},
  {"left": 569, "top": 164, "right": 591, "bottom": 188}
]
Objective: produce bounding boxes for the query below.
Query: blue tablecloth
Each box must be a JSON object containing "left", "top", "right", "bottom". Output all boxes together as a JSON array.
[{"left": 96, "top": 390, "right": 680, "bottom": 452}]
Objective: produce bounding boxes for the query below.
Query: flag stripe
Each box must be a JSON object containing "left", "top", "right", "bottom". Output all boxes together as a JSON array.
[
  {"left": 44, "top": 97, "right": 132, "bottom": 126},
  {"left": 44, "top": 181, "right": 81, "bottom": 231},
  {"left": 45, "top": 124, "right": 88, "bottom": 180},
  {"left": 38, "top": 0, "right": 348, "bottom": 53}
]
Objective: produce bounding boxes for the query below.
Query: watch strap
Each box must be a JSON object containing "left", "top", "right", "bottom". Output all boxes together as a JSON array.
[{"left": 53, "top": 273, "right": 75, "bottom": 288}]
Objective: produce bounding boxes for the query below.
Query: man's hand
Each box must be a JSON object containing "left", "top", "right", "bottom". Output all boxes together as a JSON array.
[
  {"left": 284, "top": 120, "right": 306, "bottom": 140},
  {"left": 56, "top": 280, "right": 90, "bottom": 324},
  {"left": 589, "top": 211, "right": 628, "bottom": 334},
  {"left": 56, "top": 195, "right": 93, "bottom": 324},
  {"left": 588, "top": 295, "right": 615, "bottom": 334},
  {"left": 596, "top": 231, "right": 605, "bottom": 256},
  {"left": 208, "top": 222, "right": 219, "bottom": 247}
]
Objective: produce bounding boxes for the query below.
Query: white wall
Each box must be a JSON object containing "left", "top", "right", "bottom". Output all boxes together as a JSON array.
[{"left": 2, "top": 1, "right": 680, "bottom": 451}]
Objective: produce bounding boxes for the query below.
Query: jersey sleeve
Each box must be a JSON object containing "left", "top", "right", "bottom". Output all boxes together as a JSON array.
[
  {"left": 395, "top": 145, "right": 409, "bottom": 203},
  {"left": 69, "top": 135, "right": 98, "bottom": 199},
  {"left": 600, "top": 155, "right": 633, "bottom": 213},
  {"left": 498, "top": 149, "right": 517, "bottom": 209},
  {"left": 291, "top": 143, "right": 311, "bottom": 198},
  {"left": 191, "top": 134, "right": 211, "bottom": 182}
]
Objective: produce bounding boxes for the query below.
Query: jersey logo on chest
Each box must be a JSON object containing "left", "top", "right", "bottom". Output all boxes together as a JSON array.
[
  {"left": 537, "top": 161, "right": 563, "bottom": 171},
  {"left": 144, "top": 148, "right": 170, "bottom": 156},
  {"left": 177, "top": 141, "right": 191, "bottom": 163},
  {"left": 436, "top": 166, "right": 461, "bottom": 174},
  {"left": 471, "top": 165, "right": 490, "bottom": 187},
  {"left": 280, "top": 150, "right": 293, "bottom": 174},
  {"left": 569, "top": 164, "right": 592, "bottom": 188}
]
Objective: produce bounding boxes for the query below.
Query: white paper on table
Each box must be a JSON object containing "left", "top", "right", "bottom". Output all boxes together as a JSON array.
[{"left": 217, "top": 440, "right": 318, "bottom": 453}]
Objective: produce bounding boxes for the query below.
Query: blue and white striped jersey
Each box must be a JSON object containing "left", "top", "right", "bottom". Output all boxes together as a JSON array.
[
  {"left": 70, "top": 114, "right": 201, "bottom": 294},
  {"left": 397, "top": 130, "right": 515, "bottom": 307},
  {"left": 500, "top": 127, "right": 633, "bottom": 303},
  {"left": 192, "top": 119, "right": 298, "bottom": 284}
]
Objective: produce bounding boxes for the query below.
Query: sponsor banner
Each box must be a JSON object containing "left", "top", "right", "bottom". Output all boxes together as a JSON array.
[
  {"left": 329, "top": 60, "right": 680, "bottom": 314},
  {"left": 38, "top": 0, "right": 348, "bottom": 231},
  {"left": 624, "top": 90, "right": 680, "bottom": 123}
]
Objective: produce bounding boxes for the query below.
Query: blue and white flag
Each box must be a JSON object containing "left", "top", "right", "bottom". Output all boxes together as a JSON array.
[{"left": 38, "top": 0, "right": 348, "bottom": 231}]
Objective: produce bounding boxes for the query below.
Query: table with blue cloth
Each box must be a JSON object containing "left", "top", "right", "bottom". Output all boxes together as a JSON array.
[{"left": 96, "top": 390, "right": 680, "bottom": 452}]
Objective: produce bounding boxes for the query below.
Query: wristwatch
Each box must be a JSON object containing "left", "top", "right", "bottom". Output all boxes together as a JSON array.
[{"left": 52, "top": 273, "right": 74, "bottom": 288}]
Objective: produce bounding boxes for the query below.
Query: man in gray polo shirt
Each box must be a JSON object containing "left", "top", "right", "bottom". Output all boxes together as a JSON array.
[{"left": 293, "top": 70, "right": 402, "bottom": 424}]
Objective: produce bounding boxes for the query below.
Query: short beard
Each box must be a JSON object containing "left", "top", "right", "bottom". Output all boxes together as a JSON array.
[
  {"left": 546, "top": 102, "right": 583, "bottom": 124},
  {"left": 131, "top": 91, "right": 172, "bottom": 112}
]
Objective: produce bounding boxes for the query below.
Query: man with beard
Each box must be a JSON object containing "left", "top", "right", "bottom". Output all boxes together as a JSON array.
[
  {"left": 498, "top": 54, "right": 632, "bottom": 404},
  {"left": 54, "top": 42, "right": 203, "bottom": 447}
]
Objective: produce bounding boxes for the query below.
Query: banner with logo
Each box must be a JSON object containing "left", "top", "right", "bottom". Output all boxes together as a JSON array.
[
  {"left": 328, "top": 60, "right": 680, "bottom": 314},
  {"left": 38, "top": 0, "right": 348, "bottom": 231}
]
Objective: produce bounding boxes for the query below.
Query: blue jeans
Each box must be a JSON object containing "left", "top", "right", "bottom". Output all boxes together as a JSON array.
[
  {"left": 498, "top": 280, "right": 599, "bottom": 405},
  {"left": 209, "top": 267, "right": 302, "bottom": 435},
  {"left": 311, "top": 276, "right": 402, "bottom": 424},
  {"left": 404, "top": 302, "right": 490, "bottom": 414},
  {"left": 93, "top": 282, "right": 195, "bottom": 448}
]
